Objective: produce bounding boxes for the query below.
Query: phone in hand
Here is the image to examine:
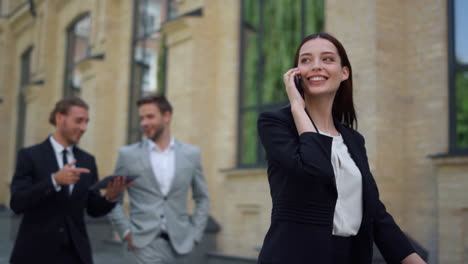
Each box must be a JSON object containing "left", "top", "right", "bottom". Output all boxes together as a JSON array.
[{"left": 294, "top": 75, "right": 304, "bottom": 94}]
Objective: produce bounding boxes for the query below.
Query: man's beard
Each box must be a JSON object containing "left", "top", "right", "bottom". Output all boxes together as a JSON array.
[
  {"left": 61, "top": 124, "right": 81, "bottom": 145},
  {"left": 150, "top": 125, "right": 165, "bottom": 142}
]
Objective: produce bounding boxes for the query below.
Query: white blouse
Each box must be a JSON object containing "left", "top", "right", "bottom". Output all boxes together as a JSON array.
[{"left": 320, "top": 130, "right": 363, "bottom": 237}]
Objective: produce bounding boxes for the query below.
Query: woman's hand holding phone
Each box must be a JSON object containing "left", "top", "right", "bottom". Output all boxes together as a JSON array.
[{"left": 283, "top": 68, "right": 305, "bottom": 110}]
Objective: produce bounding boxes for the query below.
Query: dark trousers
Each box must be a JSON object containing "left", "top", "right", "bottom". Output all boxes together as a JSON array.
[
  {"left": 257, "top": 235, "right": 355, "bottom": 264},
  {"left": 55, "top": 243, "right": 83, "bottom": 264},
  {"left": 331, "top": 235, "right": 353, "bottom": 264}
]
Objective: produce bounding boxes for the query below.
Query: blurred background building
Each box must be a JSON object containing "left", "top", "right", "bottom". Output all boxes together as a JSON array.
[{"left": 0, "top": 0, "right": 467, "bottom": 263}]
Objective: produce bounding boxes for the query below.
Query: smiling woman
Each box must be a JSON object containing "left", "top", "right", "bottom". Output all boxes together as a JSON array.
[{"left": 256, "top": 33, "right": 426, "bottom": 264}]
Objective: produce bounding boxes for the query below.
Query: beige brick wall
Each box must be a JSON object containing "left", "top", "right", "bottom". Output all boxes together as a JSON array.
[
  {"left": 435, "top": 157, "right": 468, "bottom": 263},
  {"left": 402, "top": 2, "right": 448, "bottom": 261}
]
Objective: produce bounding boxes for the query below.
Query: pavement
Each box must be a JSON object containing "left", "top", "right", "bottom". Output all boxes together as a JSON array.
[{"left": 0, "top": 207, "right": 132, "bottom": 264}]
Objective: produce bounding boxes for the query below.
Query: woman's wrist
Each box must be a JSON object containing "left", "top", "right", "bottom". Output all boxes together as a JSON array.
[{"left": 290, "top": 103, "right": 305, "bottom": 114}]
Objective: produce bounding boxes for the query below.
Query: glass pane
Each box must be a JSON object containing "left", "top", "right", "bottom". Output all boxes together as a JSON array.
[
  {"left": 240, "top": 110, "right": 259, "bottom": 166},
  {"left": 20, "top": 48, "right": 32, "bottom": 87},
  {"left": 242, "top": 32, "right": 259, "bottom": 107},
  {"left": 167, "top": 0, "right": 178, "bottom": 20},
  {"left": 241, "top": 0, "right": 260, "bottom": 107},
  {"left": 455, "top": 0, "right": 468, "bottom": 64},
  {"left": 157, "top": 34, "right": 167, "bottom": 95},
  {"left": 305, "top": 0, "right": 325, "bottom": 35},
  {"left": 261, "top": 0, "right": 301, "bottom": 104},
  {"left": 134, "top": 41, "right": 158, "bottom": 94},
  {"left": 244, "top": 0, "right": 259, "bottom": 28},
  {"left": 455, "top": 70, "right": 468, "bottom": 148},
  {"left": 137, "top": 0, "right": 164, "bottom": 39},
  {"left": 73, "top": 15, "right": 91, "bottom": 62}
]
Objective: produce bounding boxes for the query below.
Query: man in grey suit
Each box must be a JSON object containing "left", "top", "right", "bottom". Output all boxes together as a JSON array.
[{"left": 108, "top": 94, "right": 210, "bottom": 264}]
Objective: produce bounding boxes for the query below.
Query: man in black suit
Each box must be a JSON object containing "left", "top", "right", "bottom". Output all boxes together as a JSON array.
[{"left": 9, "top": 97, "right": 129, "bottom": 264}]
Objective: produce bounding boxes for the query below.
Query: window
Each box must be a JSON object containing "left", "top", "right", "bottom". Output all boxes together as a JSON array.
[
  {"left": 449, "top": 0, "right": 468, "bottom": 153},
  {"left": 64, "top": 14, "right": 91, "bottom": 97},
  {"left": 16, "top": 46, "right": 33, "bottom": 152},
  {"left": 238, "top": 0, "right": 324, "bottom": 167},
  {"left": 127, "top": 0, "right": 173, "bottom": 143},
  {"left": 166, "top": 0, "right": 178, "bottom": 20}
]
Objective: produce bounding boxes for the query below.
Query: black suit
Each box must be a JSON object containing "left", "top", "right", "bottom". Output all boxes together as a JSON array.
[
  {"left": 257, "top": 107, "right": 415, "bottom": 264},
  {"left": 9, "top": 138, "right": 116, "bottom": 264}
]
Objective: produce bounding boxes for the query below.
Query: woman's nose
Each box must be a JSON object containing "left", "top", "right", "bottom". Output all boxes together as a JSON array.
[{"left": 311, "top": 60, "right": 322, "bottom": 71}]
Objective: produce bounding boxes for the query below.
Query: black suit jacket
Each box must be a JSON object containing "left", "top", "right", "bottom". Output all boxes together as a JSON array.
[
  {"left": 9, "top": 138, "right": 116, "bottom": 264},
  {"left": 257, "top": 107, "right": 415, "bottom": 264}
]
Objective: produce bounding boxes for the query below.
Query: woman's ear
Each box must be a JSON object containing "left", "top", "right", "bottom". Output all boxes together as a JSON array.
[{"left": 341, "top": 66, "right": 350, "bottom": 81}]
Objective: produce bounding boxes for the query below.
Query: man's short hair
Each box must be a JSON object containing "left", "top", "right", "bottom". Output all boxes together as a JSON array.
[
  {"left": 136, "top": 94, "right": 173, "bottom": 114},
  {"left": 49, "top": 97, "right": 89, "bottom": 126}
]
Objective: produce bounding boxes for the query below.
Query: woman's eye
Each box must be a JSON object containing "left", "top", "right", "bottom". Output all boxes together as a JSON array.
[
  {"left": 301, "top": 58, "right": 311, "bottom": 63},
  {"left": 323, "top": 57, "right": 334, "bottom": 62}
]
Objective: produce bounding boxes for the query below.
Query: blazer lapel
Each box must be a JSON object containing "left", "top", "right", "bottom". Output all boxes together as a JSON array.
[
  {"left": 41, "top": 138, "right": 68, "bottom": 199},
  {"left": 335, "top": 121, "right": 371, "bottom": 221},
  {"left": 41, "top": 138, "right": 60, "bottom": 174},
  {"left": 139, "top": 140, "right": 163, "bottom": 195},
  {"left": 167, "top": 140, "right": 188, "bottom": 196}
]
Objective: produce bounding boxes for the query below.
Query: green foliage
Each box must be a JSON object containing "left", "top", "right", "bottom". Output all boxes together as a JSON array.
[
  {"left": 455, "top": 70, "right": 468, "bottom": 148},
  {"left": 240, "top": 0, "right": 324, "bottom": 166},
  {"left": 157, "top": 34, "right": 167, "bottom": 96},
  {"left": 241, "top": 110, "right": 259, "bottom": 165}
]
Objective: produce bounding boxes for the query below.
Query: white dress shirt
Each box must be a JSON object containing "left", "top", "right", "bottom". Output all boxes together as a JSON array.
[
  {"left": 149, "top": 137, "right": 175, "bottom": 234},
  {"left": 320, "top": 131, "right": 363, "bottom": 237},
  {"left": 148, "top": 138, "right": 176, "bottom": 196},
  {"left": 49, "top": 136, "right": 75, "bottom": 194}
]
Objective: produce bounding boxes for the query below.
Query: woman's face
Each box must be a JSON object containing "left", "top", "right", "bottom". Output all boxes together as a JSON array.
[{"left": 297, "top": 38, "right": 349, "bottom": 97}]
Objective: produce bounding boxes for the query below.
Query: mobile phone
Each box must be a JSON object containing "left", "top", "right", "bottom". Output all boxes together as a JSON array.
[{"left": 294, "top": 75, "right": 303, "bottom": 94}]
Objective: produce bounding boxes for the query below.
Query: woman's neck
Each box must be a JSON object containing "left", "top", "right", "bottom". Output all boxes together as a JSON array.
[{"left": 304, "top": 94, "right": 339, "bottom": 136}]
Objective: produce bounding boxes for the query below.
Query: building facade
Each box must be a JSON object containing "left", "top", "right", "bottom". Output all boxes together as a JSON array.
[{"left": 0, "top": 0, "right": 467, "bottom": 263}]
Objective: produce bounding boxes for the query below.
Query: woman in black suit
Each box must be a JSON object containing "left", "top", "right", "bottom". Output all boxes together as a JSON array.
[{"left": 257, "top": 33, "right": 426, "bottom": 264}]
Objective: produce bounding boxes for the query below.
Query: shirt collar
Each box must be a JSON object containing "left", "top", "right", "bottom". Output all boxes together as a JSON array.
[
  {"left": 49, "top": 135, "right": 74, "bottom": 154},
  {"left": 148, "top": 137, "right": 175, "bottom": 152}
]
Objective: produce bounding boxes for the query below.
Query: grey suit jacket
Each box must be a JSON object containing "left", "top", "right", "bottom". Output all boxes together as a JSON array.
[{"left": 107, "top": 139, "right": 210, "bottom": 254}]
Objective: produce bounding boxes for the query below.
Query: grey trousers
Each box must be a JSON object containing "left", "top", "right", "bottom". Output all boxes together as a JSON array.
[{"left": 123, "top": 236, "right": 187, "bottom": 264}]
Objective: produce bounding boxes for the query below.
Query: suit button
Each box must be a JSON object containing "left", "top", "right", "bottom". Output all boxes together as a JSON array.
[
  {"left": 164, "top": 197, "right": 167, "bottom": 201},
  {"left": 160, "top": 214, "right": 164, "bottom": 218},
  {"left": 59, "top": 228, "right": 64, "bottom": 233}
]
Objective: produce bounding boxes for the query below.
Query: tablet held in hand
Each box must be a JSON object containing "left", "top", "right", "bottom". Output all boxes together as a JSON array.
[{"left": 89, "top": 175, "right": 139, "bottom": 190}]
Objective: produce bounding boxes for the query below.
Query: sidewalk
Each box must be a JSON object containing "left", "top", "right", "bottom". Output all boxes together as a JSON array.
[{"left": 0, "top": 208, "right": 132, "bottom": 264}]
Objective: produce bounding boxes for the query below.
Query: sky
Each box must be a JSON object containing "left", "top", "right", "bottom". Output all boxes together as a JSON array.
[{"left": 455, "top": 0, "right": 468, "bottom": 64}]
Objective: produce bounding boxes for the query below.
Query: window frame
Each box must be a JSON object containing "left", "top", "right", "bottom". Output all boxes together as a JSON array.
[
  {"left": 448, "top": 0, "right": 468, "bottom": 155},
  {"left": 16, "top": 46, "right": 33, "bottom": 153}
]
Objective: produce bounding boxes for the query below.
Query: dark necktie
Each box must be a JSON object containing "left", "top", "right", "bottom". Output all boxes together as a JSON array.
[{"left": 62, "top": 149, "right": 70, "bottom": 195}]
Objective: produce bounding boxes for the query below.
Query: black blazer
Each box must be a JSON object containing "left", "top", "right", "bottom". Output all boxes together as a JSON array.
[
  {"left": 9, "top": 138, "right": 116, "bottom": 264},
  {"left": 257, "top": 107, "right": 415, "bottom": 264}
]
